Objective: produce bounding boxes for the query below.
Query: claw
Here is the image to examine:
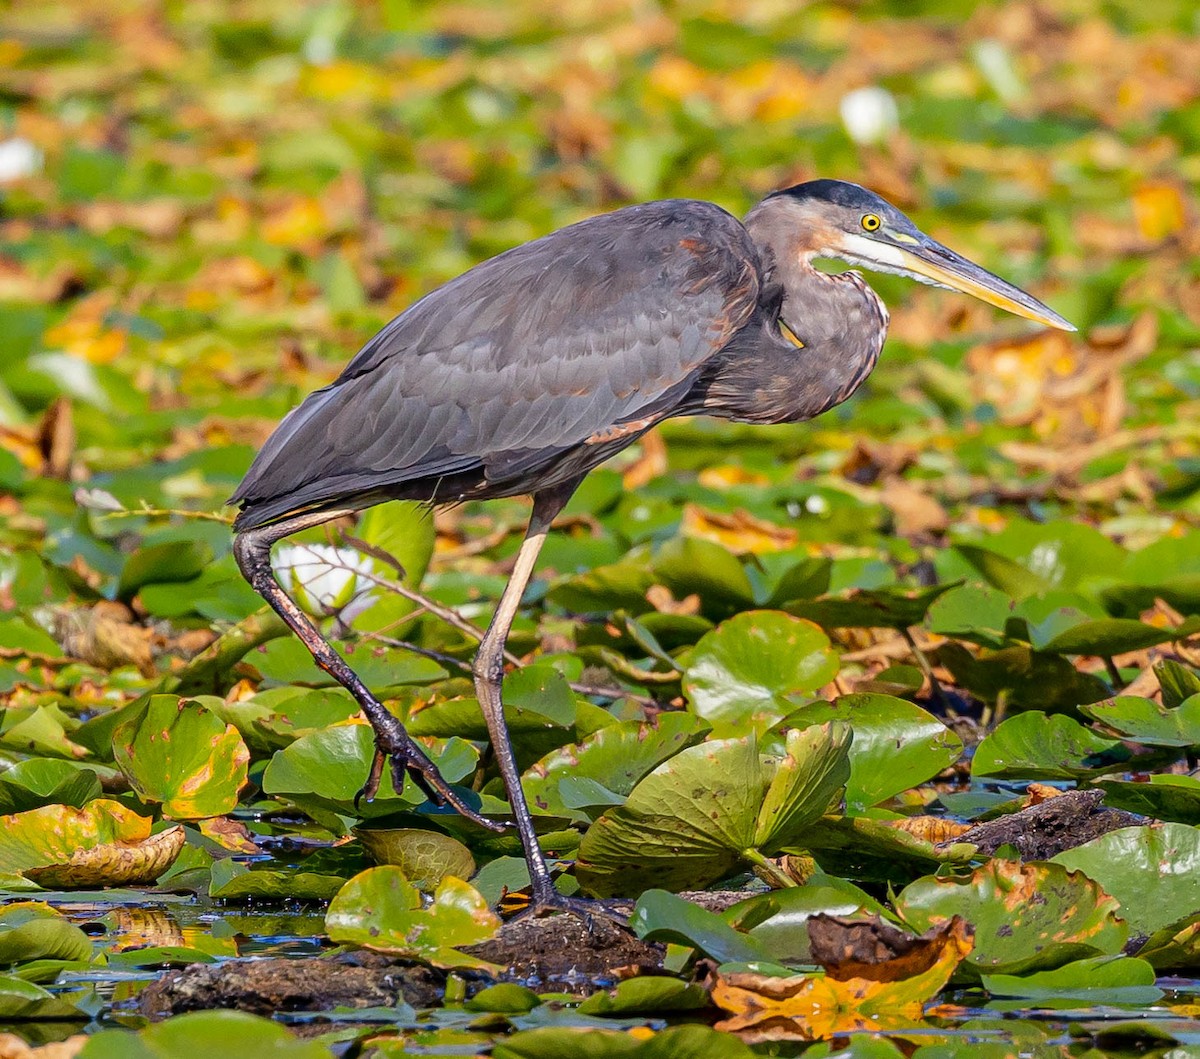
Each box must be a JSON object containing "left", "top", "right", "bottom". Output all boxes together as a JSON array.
[
  {"left": 515, "top": 891, "right": 630, "bottom": 929},
  {"left": 354, "top": 748, "right": 387, "bottom": 811},
  {"left": 357, "top": 726, "right": 506, "bottom": 833}
]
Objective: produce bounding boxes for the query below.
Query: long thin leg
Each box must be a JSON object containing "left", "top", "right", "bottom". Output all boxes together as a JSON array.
[
  {"left": 233, "top": 511, "right": 502, "bottom": 832},
  {"left": 472, "top": 486, "right": 589, "bottom": 910}
]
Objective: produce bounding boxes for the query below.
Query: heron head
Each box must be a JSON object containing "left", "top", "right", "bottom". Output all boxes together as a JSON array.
[{"left": 765, "top": 179, "right": 1075, "bottom": 332}]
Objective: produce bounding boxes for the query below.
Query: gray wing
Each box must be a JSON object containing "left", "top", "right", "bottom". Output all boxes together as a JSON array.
[{"left": 231, "top": 200, "right": 760, "bottom": 528}]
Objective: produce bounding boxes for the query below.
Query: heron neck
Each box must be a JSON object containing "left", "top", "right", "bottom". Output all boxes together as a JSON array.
[{"left": 697, "top": 249, "right": 889, "bottom": 425}]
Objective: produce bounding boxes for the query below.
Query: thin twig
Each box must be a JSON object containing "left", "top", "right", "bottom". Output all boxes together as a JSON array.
[
  {"left": 95, "top": 504, "right": 234, "bottom": 525},
  {"left": 369, "top": 633, "right": 659, "bottom": 706}
]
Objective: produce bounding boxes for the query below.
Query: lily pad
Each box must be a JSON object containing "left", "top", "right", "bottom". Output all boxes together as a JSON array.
[
  {"left": 113, "top": 695, "right": 249, "bottom": 820},
  {"left": 81, "top": 1009, "right": 334, "bottom": 1057},
  {"left": 1037, "top": 617, "right": 1200, "bottom": 656},
  {"left": 0, "top": 973, "right": 84, "bottom": 1020},
  {"left": 935, "top": 643, "right": 1110, "bottom": 711},
  {"left": 261, "top": 723, "right": 481, "bottom": 827},
  {"left": 1080, "top": 694, "right": 1200, "bottom": 748},
  {"left": 971, "top": 713, "right": 1132, "bottom": 781},
  {"left": 786, "top": 582, "right": 955, "bottom": 631},
  {"left": 324, "top": 866, "right": 499, "bottom": 969},
  {"left": 0, "top": 759, "right": 102, "bottom": 815},
  {"left": 0, "top": 800, "right": 184, "bottom": 888},
  {"left": 576, "top": 724, "right": 850, "bottom": 896},
  {"left": 0, "top": 903, "right": 92, "bottom": 965},
  {"left": 896, "top": 859, "right": 1127, "bottom": 976},
  {"left": 207, "top": 858, "right": 347, "bottom": 901},
  {"left": 1051, "top": 824, "right": 1200, "bottom": 938},
  {"left": 682, "top": 612, "right": 839, "bottom": 732},
  {"left": 577, "top": 975, "right": 709, "bottom": 1016},
  {"left": 522, "top": 713, "right": 709, "bottom": 820},
  {"left": 353, "top": 827, "right": 476, "bottom": 888},
  {"left": 493, "top": 1024, "right": 756, "bottom": 1059},
  {"left": 1097, "top": 775, "right": 1200, "bottom": 823},
  {"left": 927, "top": 584, "right": 1014, "bottom": 648},
  {"left": 982, "top": 955, "right": 1161, "bottom": 1005},
  {"left": 777, "top": 694, "right": 962, "bottom": 811},
  {"left": 630, "top": 889, "right": 771, "bottom": 965}
]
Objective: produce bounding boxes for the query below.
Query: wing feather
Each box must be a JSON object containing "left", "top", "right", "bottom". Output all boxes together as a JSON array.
[{"left": 232, "top": 200, "right": 759, "bottom": 528}]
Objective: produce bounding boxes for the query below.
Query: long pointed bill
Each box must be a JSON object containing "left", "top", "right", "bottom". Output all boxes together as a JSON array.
[{"left": 896, "top": 239, "right": 1076, "bottom": 332}]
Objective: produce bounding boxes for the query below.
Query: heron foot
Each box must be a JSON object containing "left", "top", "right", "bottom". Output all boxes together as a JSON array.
[
  {"left": 354, "top": 717, "right": 506, "bottom": 834},
  {"left": 514, "top": 889, "right": 631, "bottom": 930}
]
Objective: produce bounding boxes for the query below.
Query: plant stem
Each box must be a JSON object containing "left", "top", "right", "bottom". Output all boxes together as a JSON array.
[{"left": 742, "top": 847, "right": 798, "bottom": 890}]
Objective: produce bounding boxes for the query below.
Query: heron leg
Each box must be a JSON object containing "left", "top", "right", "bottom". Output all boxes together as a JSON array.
[
  {"left": 473, "top": 485, "right": 614, "bottom": 915},
  {"left": 233, "top": 513, "right": 502, "bottom": 833}
]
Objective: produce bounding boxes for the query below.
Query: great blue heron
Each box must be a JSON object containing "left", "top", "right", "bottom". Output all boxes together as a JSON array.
[{"left": 231, "top": 179, "right": 1073, "bottom": 915}]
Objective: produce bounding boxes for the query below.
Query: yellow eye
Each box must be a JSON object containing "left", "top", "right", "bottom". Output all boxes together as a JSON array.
[{"left": 861, "top": 213, "right": 881, "bottom": 232}]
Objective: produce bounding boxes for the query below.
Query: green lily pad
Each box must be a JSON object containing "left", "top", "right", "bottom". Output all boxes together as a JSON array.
[
  {"left": 682, "top": 611, "right": 839, "bottom": 732},
  {"left": 325, "top": 866, "right": 499, "bottom": 969},
  {"left": 522, "top": 713, "right": 709, "bottom": 820},
  {"left": 1051, "top": 824, "right": 1200, "bottom": 938},
  {"left": 629, "top": 889, "right": 770, "bottom": 965},
  {"left": 407, "top": 664, "right": 581, "bottom": 738},
  {"left": 546, "top": 549, "right": 657, "bottom": 615},
  {"left": 576, "top": 974, "right": 709, "bottom": 1015},
  {"left": 935, "top": 643, "right": 1110, "bottom": 711},
  {"left": 896, "top": 859, "right": 1127, "bottom": 976},
  {"left": 113, "top": 695, "right": 249, "bottom": 820},
  {"left": 0, "top": 759, "right": 102, "bottom": 815},
  {"left": 927, "top": 584, "right": 1014, "bottom": 648},
  {"left": 799, "top": 814, "right": 976, "bottom": 885},
  {"left": 493, "top": 1024, "right": 756, "bottom": 1059},
  {"left": 207, "top": 858, "right": 347, "bottom": 901},
  {"left": 117, "top": 540, "right": 214, "bottom": 600},
  {"left": 1097, "top": 775, "right": 1200, "bottom": 823},
  {"left": 261, "top": 723, "right": 481, "bottom": 827},
  {"left": 0, "top": 973, "right": 84, "bottom": 1020},
  {"left": 956, "top": 520, "right": 1126, "bottom": 598},
  {"left": 1136, "top": 911, "right": 1200, "bottom": 971},
  {"left": 80, "top": 1010, "right": 334, "bottom": 1057},
  {"left": 971, "top": 713, "right": 1131, "bottom": 781},
  {"left": 786, "top": 582, "right": 956, "bottom": 631},
  {"left": 249, "top": 688, "right": 362, "bottom": 748},
  {"left": 777, "top": 694, "right": 962, "bottom": 811},
  {"left": 982, "top": 955, "right": 1161, "bottom": 1005},
  {"left": 464, "top": 983, "right": 542, "bottom": 1014},
  {"left": 576, "top": 724, "right": 849, "bottom": 896},
  {"left": 353, "top": 827, "right": 475, "bottom": 888},
  {"left": 247, "top": 636, "right": 446, "bottom": 691},
  {"left": 1037, "top": 617, "right": 1200, "bottom": 656},
  {"left": 0, "top": 903, "right": 92, "bottom": 966},
  {"left": 351, "top": 500, "right": 435, "bottom": 634},
  {"left": 653, "top": 535, "right": 756, "bottom": 619},
  {"left": 728, "top": 877, "right": 891, "bottom": 966},
  {"left": 1080, "top": 694, "right": 1200, "bottom": 748},
  {"left": 1158, "top": 660, "right": 1200, "bottom": 708}
]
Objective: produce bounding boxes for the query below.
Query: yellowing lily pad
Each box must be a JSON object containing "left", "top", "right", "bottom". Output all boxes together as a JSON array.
[
  {"left": 113, "top": 695, "right": 249, "bottom": 820},
  {"left": 896, "top": 859, "right": 1127, "bottom": 977},
  {"left": 0, "top": 800, "right": 184, "bottom": 888}
]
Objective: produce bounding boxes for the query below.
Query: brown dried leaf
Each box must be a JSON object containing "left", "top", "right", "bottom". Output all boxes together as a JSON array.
[
  {"left": 883, "top": 815, "right": 972, "bottom": 845},
  {"left": 808, "top": 913, "right": 973, "bottom": 982},
  {"left": 198, "top": 816, "right": 261, "bottom": 855},
  {"left": 680, "top": 504, "right": 798, "bottom": 554},
  {"left": 712, "top": 917, "right": 973, "bottom": 1041},
  {"left": 0, "top": 1035, "right": 87, "bottom": 1059}
]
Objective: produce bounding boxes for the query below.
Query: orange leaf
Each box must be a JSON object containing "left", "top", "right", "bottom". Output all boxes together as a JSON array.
[{"left": 712, "top": 917, "right": 973, "bottom": 1041}]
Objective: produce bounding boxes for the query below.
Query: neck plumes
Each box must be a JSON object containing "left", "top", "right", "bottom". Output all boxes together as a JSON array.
[{"left": 699, "top": 198, "right": 889, "bottom": 425}]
